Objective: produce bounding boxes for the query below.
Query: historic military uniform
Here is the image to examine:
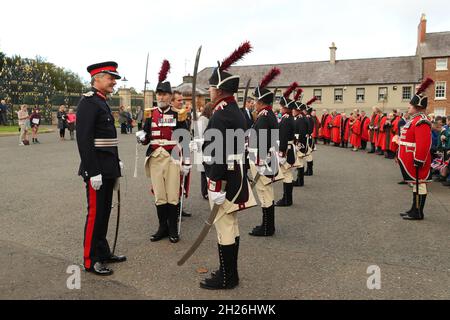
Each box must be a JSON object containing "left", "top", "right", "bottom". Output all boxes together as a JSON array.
[
  {"left": 275, "top": 83, "right": 298, "bottom": 207},
  {"left": 248, "top": 68, "right": 281, "bottom": 237},
  {"left": 76, "top": 61, "right": 126, "bottom": 276},
  {"left": 139, "top": 60, "right": 189, "bottom": 243},
  {"left": 292, "top": 101, "right": 308, "bottom": 187},
  {"left": 200, "top": 42, "right": 256, "bottom": 290},
  {"left": 304, "top": 97, "right": 318, "bottom": 176},
  {"left": 398, "top": 78, "right": 434, "bottom": 220}
]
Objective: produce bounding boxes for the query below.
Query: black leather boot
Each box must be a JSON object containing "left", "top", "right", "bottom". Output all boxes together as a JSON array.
[
  {"left": 293, "top": 167, "right": 305, "bottom": 187},
  {"left": 150, "top": 205, "right": 169, "bottom": 242},
  {"left": 305, "top": 161, "right": 313, "bottom": 176},
  {"left": 286, "top": 183, "right": 293, "bottom": 206},
  {"left": 200, "top": 243, "right": 239, "bottom": 290},
  {"left": 167, "top": 204, "right": 180, "bottom": 243},
  {"left": 275, "top": 183, "right": 292, "bottom": 207},
  {"left": 403, "top": 194, "right": 426, "bottom": 220},
  {"left": 250, "top": 205, "right": 275, "bottom": 236}
]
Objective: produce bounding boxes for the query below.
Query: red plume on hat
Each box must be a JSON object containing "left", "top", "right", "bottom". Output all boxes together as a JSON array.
[
  {"left": 294, "top": 88, "right": 303, "bottom": 101},
  {"left": 283, "top": 82, "right": 298, "bottom": 99},
  {"left": 158, "top": 60, "right": 171, "bottom": 83},
  {"left": 220, "top": 41, "right": 253, "bottom": 72},
  {"left": 259, "top": 67, "right": 281, "bottom": 89},
  {"left": 307, "top": 96, "right": 318, "bottom": 105},
  {"left": 416, "top": 77, "right": 434, "bottom": 95}
]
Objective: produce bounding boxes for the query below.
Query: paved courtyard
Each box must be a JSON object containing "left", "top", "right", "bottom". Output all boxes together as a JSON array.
[{"left": 0, "top": 129, "right": 449, "bottom": 299}]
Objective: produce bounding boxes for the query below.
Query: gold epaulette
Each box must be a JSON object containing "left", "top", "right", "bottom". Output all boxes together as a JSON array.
[
  {"left": 144, "top": 107, "right": 156, "bottom": 120},
  {"left": 177, "top": 107, "right": 188, "bottom": 122},
  {"left": 83, "top": 91, "right": 95, "bottom": 97}
]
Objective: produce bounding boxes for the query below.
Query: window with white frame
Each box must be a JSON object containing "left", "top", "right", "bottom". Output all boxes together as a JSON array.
[
  {"left": 436, "top": 58, "right": 448, "bottom": 71},
  {"left": 356, "top": 88, "right": 365, "bottom": 102},
  {"left": 334, "top": 88, "right": 343, "bottom": 102},
  {"left": 402, "top": 86, "right": 412, "bottom": 100},
  {"left": 378, "top": 87, "right": 388, "bottom": 102},
  {"left": 313, "top": 89, "right": 322, "bottom": 101},
  {"left": 434, "top": 107, "right": 446, "bottom": 117},
  {"left": 435, "top": 81, "right": 446, "bottom": 99}
]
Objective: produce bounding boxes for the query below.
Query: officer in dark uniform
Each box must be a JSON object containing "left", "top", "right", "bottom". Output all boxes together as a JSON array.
[
  {"left": 76, "top": 61, "right": 126, "bottom": 276},
  {"left": 292, "top": 99, "right": 308, "bottom": 187},
  {"left": 248, "top": 67, "right": 281, "bottom": 237},
  {"left": 200, "top": 41, "right": 255, "bottom": 290},
  {"left": 275, "top": 83, "right": 298, "bottom": 207}
]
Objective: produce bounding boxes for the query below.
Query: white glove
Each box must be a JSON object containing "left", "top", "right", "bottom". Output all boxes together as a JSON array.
[
  {"left": 113, "top": 178, "right": 120, "bottom": 191},
  {"left": 256, "top": 165, "right": 266, "bottom": 175},
  {"left": 181, "top": 164, "right": 192, "bottom": 176},
  {"left": 119, "top": 161, "right": 124, "bottom": 170},
  {"left": 90, "top": 174, "right": 103, "bottom": 191},
  {"left": 210, "top": 191, "right": 226, "bottom": 205},
  {"left": 279, "top": 156, "right": 287, "bottom": 165},
  {"left": 136, "top": 130, "right": 146, "bottom": 144},
  {"left": 441, "top": 135, "right": 447, "bottom": 142},
  {"left": 189, "top": 140, "right": 198, "bottom": 152}
]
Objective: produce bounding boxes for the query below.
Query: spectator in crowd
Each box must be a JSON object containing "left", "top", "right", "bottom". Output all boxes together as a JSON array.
[
  {"left": 29, "top": 107, "right": 42, "bottom": 144},
  {"left": 126, "top": 106, "right": 133, "bottom": 133},
  {"left": 349, "top": 113, "right": 361, "bottom": 151},
  {"left": 0, "top": 99, "right": 8, "bottom": 125},
  {"left": 194, "top": 102, "right": 213, "bottom": 200},
  {"left": 57, "top": 105, "right": 67, "bottom": 141},
  {"left": 135, "top": 105, "right": 143, "bottom": 131},
  {"left": 119, "top": 105, "right": 128, "bottom": 134},
  {"left": 17, "top": 104, "right": 30, "bottom": 146},
  {"left": 66, "top": 108, "right": 77, "bottom": 140}
]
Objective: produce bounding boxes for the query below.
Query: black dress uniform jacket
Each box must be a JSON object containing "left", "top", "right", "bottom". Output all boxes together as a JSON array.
[
  {"left": 278, "top": 114, "right": 296, "bottom": 165},
  {"left": 295, "top": 114, "right": 309, "bottom": 154},
  {"left": 306, "top": 115, "right": 315, "bottom": 149},
  {"left": 76, "top": 88, "right": 121, "bottom": 181},
  {"left": 249, "top": 107, "right": 279, "bottom": 178},
  {"left": 203, "top": 96, "right": 249, "bottom": 203}
]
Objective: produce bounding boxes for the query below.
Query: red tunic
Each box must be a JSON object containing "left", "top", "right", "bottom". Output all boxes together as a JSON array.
[
  {"left": 377, "top": 116, "right": 387, "bottom": 150},
  {"left": 397, "top": 113, "right": 432, "bottom": 183},
  {"left": 321, "top": 114, "right": 332, "bottom": 139},
  {"left": 389, "top": 116, "right": 400, "bottom": 152},
  {"left": 343, "top": 118, "right": 351, "bottom": 142},
  {"left": 331, "top": 114, "right": 342, "bottom": 144},
  {"left": 312, "top": 115, "right": 320, "bottom": 139},
  {"left": 350, "top": 119, "right": 361, "bottom": 148},
  {"left": 360, "top": 116, "right": 370, "bottom": 141},
  {"left": 373, "top": 114, "right": 381, "bottom": 146}
]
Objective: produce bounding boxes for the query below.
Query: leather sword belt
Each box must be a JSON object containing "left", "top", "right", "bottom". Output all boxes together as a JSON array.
[
  {"left": 94, "top": 138, "right": 119, "bottom": 147},
  {"left": 150, "top": 139, "right": 178, "bottom": 146}
]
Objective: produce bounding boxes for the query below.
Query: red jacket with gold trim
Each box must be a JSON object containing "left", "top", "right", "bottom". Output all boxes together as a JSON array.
[{"left": 397, "top": 113, "right": 432, "bottom": 182}]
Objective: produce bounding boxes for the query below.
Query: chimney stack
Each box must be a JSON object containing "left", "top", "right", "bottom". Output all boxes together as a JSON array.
[
  {"left": 329, "top": 42, "right": 337, "bottom": 65},
  {"left": 418, "top": 13, "right": 427, "bottom": 45}
]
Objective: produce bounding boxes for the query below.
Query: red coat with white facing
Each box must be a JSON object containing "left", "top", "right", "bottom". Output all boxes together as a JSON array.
[{"left": 397, "top": 113, "right": 432, "bottom": 183}]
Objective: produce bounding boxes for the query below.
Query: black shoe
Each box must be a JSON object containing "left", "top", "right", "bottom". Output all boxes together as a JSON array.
[
  {"left": 85, "top": 262, "right": 113, "bottom": 276},
  {"left": 403, "top": 194, "right": 425, "bottom": 220},
  {"left": 398, "top": 181, "right": 407, "bottom": 185},
  {"left": 169, "top": 235, "right": 180, "bottom": 243},
  {"left": 275, "top": 183, "right": 292, "bottom": 207},
  {"left": 103, "top": 255, "right": 127, "bottom": 264},
  {"left": 181, "top": 211, "right": 192, "bottom": 217},
  {"left": 150, "top": 229, "right": 169, "bottom": 242}
]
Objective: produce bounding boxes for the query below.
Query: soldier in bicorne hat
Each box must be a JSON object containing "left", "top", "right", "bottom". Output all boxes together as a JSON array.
[
  {"left": 248, "top": 67, "right": 281, "bottom": 237},
  {"left": 275, "top": 82, "right": 298, "bottom": 207},
  {"left": 397, "top": 78, "right": 434, "bottom": 220},
  {"left": 137, "top": 60, "right": 190, "bottom": 243},
  {"left": 200, "top": 41, "right": 256, "bottom": 290}
]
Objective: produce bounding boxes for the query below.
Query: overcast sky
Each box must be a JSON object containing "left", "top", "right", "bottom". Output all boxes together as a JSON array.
[{"left": 1, "top": 0, "right": 450, "bottom": 91}]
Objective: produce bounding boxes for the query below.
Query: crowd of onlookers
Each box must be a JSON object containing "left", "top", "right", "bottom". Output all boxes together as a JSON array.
[
  {"left": 119, "top": 105, "right": 143, "bottom": 134},
  {"left": 314, "top": 107, "right": 450, "bottom": 187}
]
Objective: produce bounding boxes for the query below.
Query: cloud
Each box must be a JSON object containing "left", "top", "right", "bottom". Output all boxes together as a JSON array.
[{"left": 1, "top": 0, "right": 449, "bottom": 91}]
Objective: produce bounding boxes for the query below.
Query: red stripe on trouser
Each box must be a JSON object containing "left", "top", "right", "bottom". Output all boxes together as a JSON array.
[{"left": 84, "top": 182, "right": 97, "bottom": 269}]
